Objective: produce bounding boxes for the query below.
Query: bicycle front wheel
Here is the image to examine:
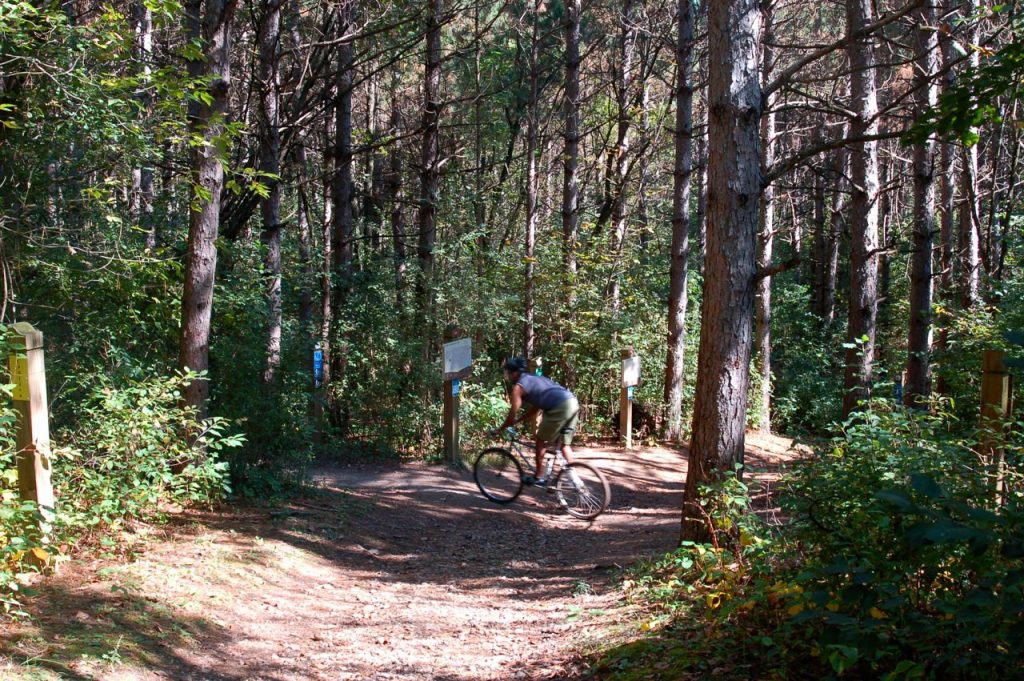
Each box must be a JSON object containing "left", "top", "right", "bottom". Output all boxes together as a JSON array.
[
  {"left": 554, "top": 462, "right": 610, "bottom": 520},
  {"left": 473, "top": 448, "right": 524, "bottom": 504}
]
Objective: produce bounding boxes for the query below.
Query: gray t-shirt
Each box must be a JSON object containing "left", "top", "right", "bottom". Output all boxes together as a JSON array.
[{"left": 516, "top": 373, "right": 573, "bottom": 411}]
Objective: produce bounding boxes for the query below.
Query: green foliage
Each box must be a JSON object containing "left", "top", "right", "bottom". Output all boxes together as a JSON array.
[
  {"left": 594, "top": 404, "right": 1024, "bottom": 679},
  {"left": 55, "top": 370, "right": 238, "bottom": 532},
  {"left": 771, "top": 282, "right": 845, "bottom": 433}
]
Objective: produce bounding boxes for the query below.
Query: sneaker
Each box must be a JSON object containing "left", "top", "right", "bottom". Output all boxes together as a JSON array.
[{"left": 523, "top": 475, "right": 548, "bottom": 487}]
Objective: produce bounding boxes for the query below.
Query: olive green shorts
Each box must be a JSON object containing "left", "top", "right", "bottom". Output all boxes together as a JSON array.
[{"left": 537, "top": 397, "right": 579, "bottom": 445}]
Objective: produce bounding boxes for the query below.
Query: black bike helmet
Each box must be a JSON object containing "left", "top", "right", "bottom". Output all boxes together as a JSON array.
[{"left": 503, "top": 356, "right": 527, "bottom": 373}]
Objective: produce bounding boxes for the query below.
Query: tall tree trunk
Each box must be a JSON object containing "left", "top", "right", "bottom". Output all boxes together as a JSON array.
[
  {"left": 905, "top": 5, "right": 939, "bottom": 407},
  {"left": 695, "top": 125, "right": 707, "bottom": 277},
  {"left": 524, "top": 0, "right": 540, "bottom": 358},
  {"left": 754, "top": 11, "right": 775, "bottom": 434},
  {"left": 330, "top": 0, "right": 356, "bottom": 423},
  {"left": 258, "top": 0, "right": 284, "bottom": 385},
  {"left": 295, "top": 141, "right": 314, "bottom": 332},
  {"left": 179, "top": 0, "right": 239, "bottom": 417},
  {"left": 132, "top": 0, "right": 156, "bottom": 248},
  {"left": 682, "top": 0, "right": 762, "bottom": 542},
  {"left": 958, "top": 0, "right": 980, "bottom": 308},
  {"left": 416, "top": 0, "right": 442, "bottom": 319},
  {"left": 388, "top": 71, "right": 407, "bottom": 308},
  {"left": 842, "top": 0, "right": 881, "bottom": 418},
  {"left": 561, "top": 0, "right": 582, "bottom": 384},
  {"left": 663, "top": 0, "right": 695, "bottom": 443},
  {"left": 821, "top": 160, "right": 845, "bottom": 326},
  {"left": 607, "top": 0, "right": 637, "bottom": 314}
]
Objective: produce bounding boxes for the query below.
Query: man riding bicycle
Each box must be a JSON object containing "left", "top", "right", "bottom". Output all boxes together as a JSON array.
[{"left": 492, "top": 357, "right": 579, "bottom": 486}]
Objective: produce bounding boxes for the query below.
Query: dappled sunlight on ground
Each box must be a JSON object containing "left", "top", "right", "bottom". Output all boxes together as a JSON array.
[{"left": 0, "top": 433, "right": 802, "bottom": 680}]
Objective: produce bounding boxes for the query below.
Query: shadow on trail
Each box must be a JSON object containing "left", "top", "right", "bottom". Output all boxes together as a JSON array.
[
  {"left": 1, "top": 582, "right": 262, "bottom": 681},
  {"left": 189, "top": 445, "right": 691, "bottom": 606}
]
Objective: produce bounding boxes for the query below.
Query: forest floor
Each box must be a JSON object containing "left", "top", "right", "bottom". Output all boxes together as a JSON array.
[{"left": 0, "top": 434, "right": 802, "bottom": 680}]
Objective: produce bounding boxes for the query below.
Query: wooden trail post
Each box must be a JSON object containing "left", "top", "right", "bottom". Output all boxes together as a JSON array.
[
  {"left": 620, "top": 348, "right": 640, "bottom": 449},
  {"left": 528, "top": 357, "right": 543, "bottom": 437},
  {"left": 980, "top": 350, "right": 1012, "bottom": 505},
  {"left": 442, "top": 326, "right": 472, "bottom": 466},
  {"left": 8, "top": 323, "right": 54, "bottom": 517}
]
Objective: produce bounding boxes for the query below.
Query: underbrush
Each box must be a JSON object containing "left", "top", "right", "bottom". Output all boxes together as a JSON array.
[
  {"left": 0, "top": 370, "right": 240, "bottom": 616},
  {"left": 588, "top": 401, "right": 1024, "bottom": 680}
]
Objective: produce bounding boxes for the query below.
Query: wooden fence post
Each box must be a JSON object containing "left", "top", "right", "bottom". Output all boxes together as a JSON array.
[
  {"left": 8, "top": 322, "right": 54, "bottom": 516},
  {"left": 981, "top": 350, "right": 1012, "bottom": 505}
]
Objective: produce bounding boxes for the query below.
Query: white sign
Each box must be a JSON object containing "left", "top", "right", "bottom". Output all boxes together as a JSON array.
[
  {"left": 622, "top": 355, "right": 641, "bottom": 387},
  {"left": 443, "top": 338, "right": 473, "bottom": 379}
]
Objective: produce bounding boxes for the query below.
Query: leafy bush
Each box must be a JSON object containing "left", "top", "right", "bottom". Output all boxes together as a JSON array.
[
  {"left": 601, "top": 403, "right": 1024, "bottom": 679},
  {"left": 54, "top": 370, "right": 240, "bottom": 533}
]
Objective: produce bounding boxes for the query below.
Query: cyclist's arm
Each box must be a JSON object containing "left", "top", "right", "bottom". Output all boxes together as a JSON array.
[{"left": 497, "top": 383, "right": 527, "bottom": 430}]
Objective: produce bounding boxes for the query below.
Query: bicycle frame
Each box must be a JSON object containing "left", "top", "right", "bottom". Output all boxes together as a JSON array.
[{"left": 502, "top": 430, "right": 566, "bottom": 478}]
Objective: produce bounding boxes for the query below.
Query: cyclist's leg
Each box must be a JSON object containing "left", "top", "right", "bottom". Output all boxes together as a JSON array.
[
  {"left": 558, "top": 400, "right": 580, "bottom": 463},
  {"left": 533, "top": 437, "right": 548, "bottom": 477}
]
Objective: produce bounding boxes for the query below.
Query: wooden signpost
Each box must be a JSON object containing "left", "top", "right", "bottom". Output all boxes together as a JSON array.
[
  {"left": 620, "top": 348, "right": 640, "bottom": 449},
  {"left": 981, "top": 350, "right": 1012, "bottom": 505},
  {"left": 442, "top": 326, "right": 472, "bottom": 466},
  {"left": 8, "top": 323, "right": 54, "bottom": 518},
  {"left": 528, "top": 357, "right": 543, "bottom": 436}
]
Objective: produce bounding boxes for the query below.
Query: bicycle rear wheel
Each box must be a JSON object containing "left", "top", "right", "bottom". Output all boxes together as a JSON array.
[
  {"left": 473, "top": 448, "right": 524, "bottom": 504},
  {"left": 554, "top": 462, "right": 610, "bottom": 519}
]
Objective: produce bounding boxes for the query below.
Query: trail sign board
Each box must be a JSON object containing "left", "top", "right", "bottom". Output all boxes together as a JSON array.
[
  {"left": 443, "top": 338, "right": 473, "bottom": 380},
  {"left": 622, "top": 355, "right": 641, "bottom": 387}
]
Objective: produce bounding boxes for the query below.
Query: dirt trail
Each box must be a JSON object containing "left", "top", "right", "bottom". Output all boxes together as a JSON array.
[{"left": 0, "top": 435, "right": 799, "bottom": 680}]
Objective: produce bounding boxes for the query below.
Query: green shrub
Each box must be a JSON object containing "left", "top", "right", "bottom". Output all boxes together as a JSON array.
[{"left": 54, "top": 370, "right": 240, "bottom": 532}]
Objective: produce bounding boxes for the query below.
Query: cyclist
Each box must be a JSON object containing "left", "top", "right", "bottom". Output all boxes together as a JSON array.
[{"left": 492, "top": 357, "right": 579, "bottom": 486}]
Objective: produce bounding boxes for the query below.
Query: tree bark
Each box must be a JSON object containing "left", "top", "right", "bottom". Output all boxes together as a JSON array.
[
  {"left": 330, "top": 0, "right": 356, "bottom": 422},
  {"left": 958, "top": 0, "right": 980, "bottom": 309},
  {"left": 904, "top": 3, "right": 939, "bottom": 407},
  {"left": 561, "top": 0, "right": 582, "bottom": 385},
  {"left": 842, "top": 0, "right": 881, "bottom": 418},
  {"left": 682, "top": 0, "right": 762, "bottom": 542},
  {"left": 663, "top": 0, "right": 695, "bottom": 443},
  {"left": 179, "top": 0, "right": 239, "bottom": 418},
  {"left": 258, "top": 0, "right": 284, "bottom": 385},
  {"left": 387, "top": 70, "right": 407, "bottom": 308},
  {"left": 754, "top": 10, "right": 776, "bottom": 434},
  {"left": 416, "top": 0, "right": 442, "bottom": 318},
  {"left": 606, "top": 0, "right": 637, "bottom": 315},
  {"left": 524, "top": 0, "right": 540, "bottom": 358},
  {"left": 132, "top": 0, "right": 156, "bottom": 249}
]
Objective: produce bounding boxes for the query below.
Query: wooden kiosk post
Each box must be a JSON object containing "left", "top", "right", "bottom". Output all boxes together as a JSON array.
[
  {"left": 8, "top": 323, "right": 54, "bottom": 516},
  {"left": 981, "top": 350, "right": 1012, "bottom": 504},
  {"left": 527, "top": 357, "right": 543, "bottom": 436},
  {"left": 620, "top": 348, "right": 640, "bottom": 449},
  {"left": 442, "top": 326, "right": 472, "bottom": 466}
]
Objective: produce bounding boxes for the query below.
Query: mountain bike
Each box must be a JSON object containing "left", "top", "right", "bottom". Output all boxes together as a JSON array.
[{"left": 473, "top": 428, "right": 610, "bottom": 520}]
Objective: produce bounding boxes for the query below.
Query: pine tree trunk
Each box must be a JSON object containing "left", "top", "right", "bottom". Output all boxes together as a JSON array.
[
  {"left": 663, "top": 0, "right": 695, "bottom": 443},
  {"left": 561, "top": 0, "right": 581, "bottom": 384},
  {"left": 132, "top": 0, "right": 156, "bottom": 249},
  {"left": 258, "top": 0, "right": 283, "bottom": 385},
  {"left": 179, "top": 0, "right": 239, "bottom": 417},
  {"left": 958, "top": 0, "right": 980, "bottom": 308},
  {"left": 905, "top": 3, "right": 939, "bottom": 407},
  {"left": 682, "top": 0, "right": 762, "bottom": 543},
  {"left": 524, "top": 0, "right": 539, "bottom": 358},
  {"left": 330, "top": 0, "right": 356, "bottom": 422},
  {"left": 388, "top": 70, "right": 407, "bottom": 308},
  {"left": 842, "top": 0, "right": 881, "bottom": 418},
  {"left": 416, "top": 0, "right": 442, "bottom": 317},
  {"left": 754, "top": 15, "right": 776, "bottom": 434},
  {"left": 606, "top": 0, "right": 637, "bottom": 315}
]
